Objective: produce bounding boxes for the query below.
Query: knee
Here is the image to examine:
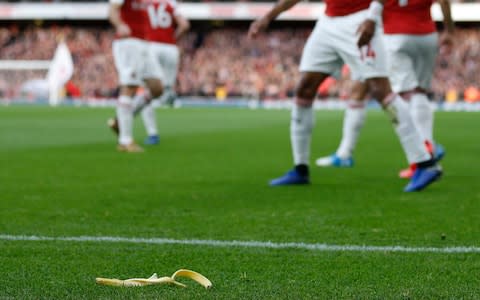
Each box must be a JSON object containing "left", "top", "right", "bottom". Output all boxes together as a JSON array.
[
  {"left": 148, "top": 80, "right": 164, "bottom": 99},
  {"left": 350, "top": 82, "right": 369, "bottom": 101},
  {"left": 295, "top": 82, "right": 317, "bottom": 106},
  {"left": 367, "top": 78, "right": 391, "bottom": 102}
]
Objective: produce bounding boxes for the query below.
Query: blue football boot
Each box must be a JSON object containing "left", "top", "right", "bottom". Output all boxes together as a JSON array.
[
  {"left": 269, "top": 169, "right": 310, "bottom": 186},
  {"left": 434, "top": 143, "right": 445, "bottom": 162},
  {"left": 144, "top": 135, "right": 160, "bottom": 145},
  {"left": 404, "top": 166, "right": 442, "bottom": 192}
]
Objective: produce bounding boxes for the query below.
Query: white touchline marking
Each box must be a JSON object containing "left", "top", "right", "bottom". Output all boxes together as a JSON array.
[{"left": 1, "top": 234, "right": 479, "bottom": 254}]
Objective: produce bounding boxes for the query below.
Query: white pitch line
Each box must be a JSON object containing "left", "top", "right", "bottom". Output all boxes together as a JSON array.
[{"left": 1, "top": 234, "right": 479, "bottom": 254}]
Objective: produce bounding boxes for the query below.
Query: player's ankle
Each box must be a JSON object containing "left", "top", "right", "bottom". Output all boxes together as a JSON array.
[
  {"left": 417, "top": 159, "right": 436, "bottom": 169},
  {"left": 295, "top": 164, "right": 309, "bottom": 177}
]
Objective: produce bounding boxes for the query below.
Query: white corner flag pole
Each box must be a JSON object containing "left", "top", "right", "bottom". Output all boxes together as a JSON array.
[{"left": 47, "top": 42, "right": 74, "bottom": 106}]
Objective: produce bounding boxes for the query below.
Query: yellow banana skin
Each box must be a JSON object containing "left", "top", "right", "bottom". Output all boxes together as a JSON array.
[
  {"left": 172, "top": 269, "right": 213, "bottom": 289},
  {"left": 96, "top": 269, "right": 212, "bottom": 289}
]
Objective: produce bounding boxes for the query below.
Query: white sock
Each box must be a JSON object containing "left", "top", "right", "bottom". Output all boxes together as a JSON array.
[
  {"left": 159, "top": 86, "right": 176, "bottom": 104},
  {"left": 384, "top": 94, "right": 431, "bottom": 164},
  {"left": 291, "top": 104, "right": 314, "bottom": 166},
  {"left": 133, "top": 94, "right": 148, "bottom": 116},
  {"left": 117, "top": 95, "right": 134, "bottom": 145},
  {"left": 336, "top": 100, "right": 366, "bottom": 159},
  {"left": 410, "top": 93, "right": 434, "bottom": 144},
  {"left": 141, "top": 102, "right": 158, "bottom": 136}
]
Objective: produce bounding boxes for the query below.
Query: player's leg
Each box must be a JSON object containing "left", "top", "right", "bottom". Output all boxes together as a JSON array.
[
  {"left": 269, "top": 71, "right": 330, "bottom": 186},
  {"left": 140, "top": 103, "right": 159, "bottom": 144},
  {"left": 269, "top": 16, "right": 340, "bottom": 186},
  {"left": 134, "top": 42, "right": 165, "bottom": 145},
  {"left": 108, "top": 84, "right": 156, "bottom": 143},
  {"left": 111, "top": 38, "right": 144, "bottom": 152},
  {"left": 338, "top": 14, "right": 429, "bottom": 172},
  {"left": 367, "top": 78, "right": 441, "bottom": 192},
  {"left": 140, "top": 77, "right": 163, "bottom": 144},
  {"left": 406, "top": 34, "right": 437, "bottom": 144},
  {"left": 133, "top": 46, "right": 164, "bottom": 113},
  {"left": 336, "top": 80, "right": 368, "bottom": 162},
  {"left": 385, "top": 33, "right": 442, "bottom": 178},
  {"left": 398, "top": 87, "right": 435, "bottom": 178},
  {"left": 410, "top": 33, "right": 444, "bottom": 160},
  {"left": 344, "top": 14, "right": 440, "bottom": 191},
  {"left": 316, "top": 79, "right": 368, "bottom": 167},
  {"left": 384, "top": 35, "right": 422, "bottom": 177},
  {"left": 141, "top": 44, "right": 180, "bottom": 145},
  {"left": 156, "top": 44, "right": 180, "bottom": 106},
  {"left": 407, "top": 89, "right": 434, "bottom": 146},
  {"left": 116, "top": 86, "right": 144, "bottom": 152}
]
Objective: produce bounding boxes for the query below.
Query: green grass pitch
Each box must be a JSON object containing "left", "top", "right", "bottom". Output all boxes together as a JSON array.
[{"left": 0, "top": 106, "right": 479, "bottom": 299}]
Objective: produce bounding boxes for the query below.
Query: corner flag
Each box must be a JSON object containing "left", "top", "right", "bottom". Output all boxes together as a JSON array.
[{"left": 47, "top": 42, "right": 74, "bottom": 106}]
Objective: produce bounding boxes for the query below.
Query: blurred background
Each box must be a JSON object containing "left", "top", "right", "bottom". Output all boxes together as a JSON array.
[{"left": 0, "top": 1, "right": 479, "bottom": 106}]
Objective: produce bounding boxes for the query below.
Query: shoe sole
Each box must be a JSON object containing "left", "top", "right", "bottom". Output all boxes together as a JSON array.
[
  {"left": 269, "top": 178, "right": 310, "bottom": 186},
  {"left": 270, "top": 182, "right": 310, "bottom": 186}
]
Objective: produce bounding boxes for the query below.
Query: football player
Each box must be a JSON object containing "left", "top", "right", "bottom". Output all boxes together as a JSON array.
[
  {"left": 316, "top": 0, "right": 453, "bottom": 180},
  {"left": 249, "top": 0, "right": 442, "bottom": 191},
  {"left": 108, "top": 0, "right": 164, "bottom": 152}
]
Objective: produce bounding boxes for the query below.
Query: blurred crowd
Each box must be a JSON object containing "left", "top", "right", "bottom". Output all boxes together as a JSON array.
[
  {"left": 0, "top": 25, "right": 117, "bottom": 99},
  {"left": 1, "top": 24, "right": 479, "bottom": 102},
  {"left": 177, "top": 29, "right": 304, "bottom": 99}
]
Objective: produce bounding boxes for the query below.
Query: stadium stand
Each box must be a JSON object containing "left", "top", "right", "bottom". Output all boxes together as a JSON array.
[
  {"left": 1, "top": 24, "right": 479, "bottom": 102},
  {"left": 0, "top": 1, "right": 479, "bottom": 102}
]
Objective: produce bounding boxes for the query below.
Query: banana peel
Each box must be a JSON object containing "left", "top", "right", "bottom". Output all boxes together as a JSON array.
[
  {"left": 96, "top": 269, "right": 212, "bottom": 289},
  {"left": 171, "top": 269, "right": 212, "bottom": 288}
]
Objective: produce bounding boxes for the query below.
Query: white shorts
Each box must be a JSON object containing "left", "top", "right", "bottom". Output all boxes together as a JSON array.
[
  {"left": 148, "top": 42, "right": 180, "bottom": 88},
  {"left": 300, "top": 10, "right": 387, "bottom": 81},
  {"left": 384, "top": 33, "right": 438, "bottom": 93},
  {"left": 330, "top": 64, "right": 362, "bottom": 82},
  {"left": 112, "top": 38, "right": 163, "bottom": 86}
]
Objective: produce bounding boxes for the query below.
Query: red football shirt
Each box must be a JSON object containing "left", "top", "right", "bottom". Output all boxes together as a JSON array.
[
  {"left": 111, "top": 0, "right": 148, "bottom": 39},
  {"left": 324, "top": 0, "right": 371, "bottom": 17},
  {"left": 383, "top": 0, "right": 436, "bottom": 34},
  {"left": 144, "top": 0, "right": 178, "bottom": 45}
]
